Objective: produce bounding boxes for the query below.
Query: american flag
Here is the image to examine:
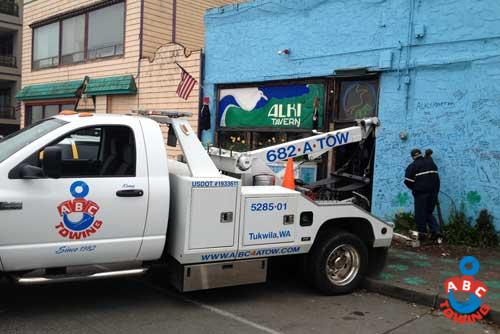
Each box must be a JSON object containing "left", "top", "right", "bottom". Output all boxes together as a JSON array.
[{"left": 176, "top": 63, "right": 197, "bottom": 100}]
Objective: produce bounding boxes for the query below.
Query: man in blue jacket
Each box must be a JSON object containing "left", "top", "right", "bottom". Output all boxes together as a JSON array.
[{"left": 404, "top": 148, "right": 441, "bottom": 241}]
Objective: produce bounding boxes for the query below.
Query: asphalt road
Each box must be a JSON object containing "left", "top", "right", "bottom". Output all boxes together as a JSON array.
[{"left": 0, "top": 266, "right": 497, "bottom": 334}]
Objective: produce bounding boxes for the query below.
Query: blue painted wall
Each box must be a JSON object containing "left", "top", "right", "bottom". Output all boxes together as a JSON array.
[{"left": 203, "top": 0, "right": 500, "bottom": 228}]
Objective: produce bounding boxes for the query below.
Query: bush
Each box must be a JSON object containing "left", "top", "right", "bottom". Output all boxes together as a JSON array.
[
  {"left": 393, "top": 211, "right": 416, "bottom": 234},
  {"left": 475, "top": 209, "right": 499, "bottom": 248},
  {"left": 442, "top": 204, "right": 477, "bottom": 246},
  {"left": 392, "top": 206, "right": 499, "bottom": 248}
]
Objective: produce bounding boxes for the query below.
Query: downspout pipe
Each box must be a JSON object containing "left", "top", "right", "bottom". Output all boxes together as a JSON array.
[
  {"left": 136, "top": 0, "right": 145, "bottom": 109},
  {"left": 172, "top": 0, "right": 177, "bottom": 43}
]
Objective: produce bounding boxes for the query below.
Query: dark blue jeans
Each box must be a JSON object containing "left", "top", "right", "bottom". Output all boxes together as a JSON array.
[{"left": 414, "top": 192, "right": 439, "bottom": 234}]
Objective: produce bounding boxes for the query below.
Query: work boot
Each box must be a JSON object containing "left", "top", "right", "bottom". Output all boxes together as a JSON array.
[
  {"left": 418, "top": 233, "right": 436, "bottom": 246},
  {"left": 418, "top": 233, "right": 428, "bottom": 242},
  {"left": 430, "top": 233, "right": 444, "bottom": 244}
]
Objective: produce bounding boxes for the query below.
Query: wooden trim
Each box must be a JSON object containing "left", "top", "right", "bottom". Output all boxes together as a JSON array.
[
  {"left": 217, "top": 127, "right": 314, "bottom": 133},
  {"left": 24, "top": 99, "right": 76, "bottom": 106},
  {"left": 58, "top": 20, "right": 62, "bottom": 66},
  {"left": 30, "top": 21, "right": 34, "bottom": 71},
  {"left": 84, "top": 13, "right": 89, "bottom": 62},
  {"left": 216, "top": 77, "right": 329, "bottom": 91},
  {"left": 122, "top": 0, "right": 127, "bottom": 59}
]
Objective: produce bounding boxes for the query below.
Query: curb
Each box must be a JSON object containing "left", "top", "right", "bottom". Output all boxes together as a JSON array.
[{"left": 362, "top": 278, "right": 499, "bottom": 325}]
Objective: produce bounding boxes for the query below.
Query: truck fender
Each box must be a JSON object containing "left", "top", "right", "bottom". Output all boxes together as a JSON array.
[{"left": 313, "top": 217, "right": 375, "bottom": 248}]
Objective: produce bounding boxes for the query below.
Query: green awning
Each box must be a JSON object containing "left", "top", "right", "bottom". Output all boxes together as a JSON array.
[
  {"left": 16, "top": 80, "right": 83, "bottom": 101},
  {"left": 86, "top": 75, "right": 137, "bottom": 96},
  {"left": 16, "top": 75, "right": 137, "bottom": 101}
]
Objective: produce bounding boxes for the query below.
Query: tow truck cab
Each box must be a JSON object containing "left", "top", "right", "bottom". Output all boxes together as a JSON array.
[
  {"left": 0, "top": 113, "right": 392, "bottom": 294},
  {"left": 0, "top": 114, "right": 170, "bottom": 271}
]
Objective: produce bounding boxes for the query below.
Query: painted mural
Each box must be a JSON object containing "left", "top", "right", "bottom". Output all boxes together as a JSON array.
[{"left": 218, "top": 84, "right": 325, "bottom": 129}]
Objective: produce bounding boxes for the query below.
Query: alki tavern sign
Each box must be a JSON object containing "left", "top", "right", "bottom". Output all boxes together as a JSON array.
[{"left": 218, "top": 84, "right": 325, "bottom": 129}]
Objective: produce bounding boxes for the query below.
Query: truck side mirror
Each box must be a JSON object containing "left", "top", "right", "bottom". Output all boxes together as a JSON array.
[
  {"left": 19, "top": 164, "right": 43, "bottom": 179},
  {"left": 42, "top": 146, "right": 62, "bottom": 179}
]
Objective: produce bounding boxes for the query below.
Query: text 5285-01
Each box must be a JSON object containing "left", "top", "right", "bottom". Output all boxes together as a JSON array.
[{"left": 250, "top": 202, "right": 287, "bottom": 212}]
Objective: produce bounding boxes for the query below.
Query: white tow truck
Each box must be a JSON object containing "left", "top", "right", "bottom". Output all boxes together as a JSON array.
[{"left": 0, "top": 111, "right": 392, "bottom": 294}]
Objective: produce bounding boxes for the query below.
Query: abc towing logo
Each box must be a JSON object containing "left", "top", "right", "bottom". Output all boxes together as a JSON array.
[
  {"left": 55, "top": 181, "right": 103, "bottom": 240},
  {"left": 440, "top": 256, "right": 490, "bottom": 324}
]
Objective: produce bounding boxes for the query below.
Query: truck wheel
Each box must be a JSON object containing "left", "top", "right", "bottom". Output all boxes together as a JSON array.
[{"left": 309, "top": 231, "right": 368, "bottom": 295}]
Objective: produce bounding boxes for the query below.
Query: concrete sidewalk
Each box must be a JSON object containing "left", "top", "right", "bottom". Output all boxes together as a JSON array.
[{"left": 363, "top": 247, "right": 500, "bottom": 324}]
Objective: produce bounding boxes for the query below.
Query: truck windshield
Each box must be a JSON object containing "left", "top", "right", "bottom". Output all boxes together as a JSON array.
[{"left": 0, "top": 118, "right": 67, "bottom": 164}]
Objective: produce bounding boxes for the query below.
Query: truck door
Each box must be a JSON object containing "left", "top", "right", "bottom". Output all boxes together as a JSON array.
[{"left": 0, "top": 123, "right": 149, "bottom": 271}]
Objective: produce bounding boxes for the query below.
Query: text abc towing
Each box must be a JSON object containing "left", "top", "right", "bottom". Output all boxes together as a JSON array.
[{"left": 0, "top": 110, "right": 392, "bottom": 295}]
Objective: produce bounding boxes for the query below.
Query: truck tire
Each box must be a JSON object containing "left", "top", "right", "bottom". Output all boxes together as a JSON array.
[{"left": 308, "top": 231, "right": 368, "bottom": 295}]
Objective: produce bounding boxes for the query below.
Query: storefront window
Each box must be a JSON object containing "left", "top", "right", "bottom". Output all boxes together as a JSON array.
[
  {"left": 338, "top": 80, "right": 378, "bottom": 120},
  {"left": 29, "top": 106, "right": 44, "bottom": 124},
  {"left": 217, "top": 131, "right": 250, "bottom": 151},
  {"left": 61, "top": 104, "right": 75, "bottom": 111},
  {"left": 25, "top": 103, "right": 75, "bottom": 126},
  {"left": 215, "top": 77, "right": 380, "bottom": 187},
  {"left": 253, "top": 132, "right": 287, "bottom": 149}
]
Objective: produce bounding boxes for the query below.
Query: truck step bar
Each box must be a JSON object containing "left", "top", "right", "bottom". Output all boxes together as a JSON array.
[{"left": 13, "top": 268, "right": 148, "bottom": 285}]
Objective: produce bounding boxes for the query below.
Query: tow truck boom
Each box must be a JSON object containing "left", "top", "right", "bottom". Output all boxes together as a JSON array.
[{"left": 208, "top": 117, "right": 379, "bottom": 181}]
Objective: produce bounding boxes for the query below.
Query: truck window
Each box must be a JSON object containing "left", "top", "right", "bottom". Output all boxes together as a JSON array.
[
  {"left": 0, "top": 118, "right": 67, "bottom": 164},
  {"left": 42, "top": 125, "right": 136, "bottom": 178}
]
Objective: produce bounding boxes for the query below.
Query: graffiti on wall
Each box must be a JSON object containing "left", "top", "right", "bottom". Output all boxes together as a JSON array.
[{"left": 373, "top": 64, "right": 500, "bottom": 227}]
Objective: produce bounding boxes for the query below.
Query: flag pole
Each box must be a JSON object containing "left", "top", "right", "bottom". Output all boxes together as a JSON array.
[{"left": 174, "top": 61, "right": 188, "bottom": 74}]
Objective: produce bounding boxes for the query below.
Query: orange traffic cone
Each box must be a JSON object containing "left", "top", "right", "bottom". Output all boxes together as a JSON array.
[{"left": 282, "top": 158, "right": 295, "bottom": 190}]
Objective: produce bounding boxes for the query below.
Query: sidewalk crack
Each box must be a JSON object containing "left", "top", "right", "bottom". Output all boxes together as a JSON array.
[{"left": 379, "top": 310, "right": 432, "bottom": 334}]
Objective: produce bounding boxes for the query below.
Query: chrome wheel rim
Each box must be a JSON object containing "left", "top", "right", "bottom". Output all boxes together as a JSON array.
[{"left": 325, "top": 244, "right": 360, "bottom": 286}]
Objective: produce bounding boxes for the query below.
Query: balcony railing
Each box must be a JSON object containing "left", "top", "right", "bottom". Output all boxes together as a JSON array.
[
  {"left": 0, "top": 2, "right": 19, "bottom": 17},
  {"left": 0, "top": 55, "right": 16, "bottom": 68},
  {"left": 0, "top": 106, "right": 16, "bottom": 120}
]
